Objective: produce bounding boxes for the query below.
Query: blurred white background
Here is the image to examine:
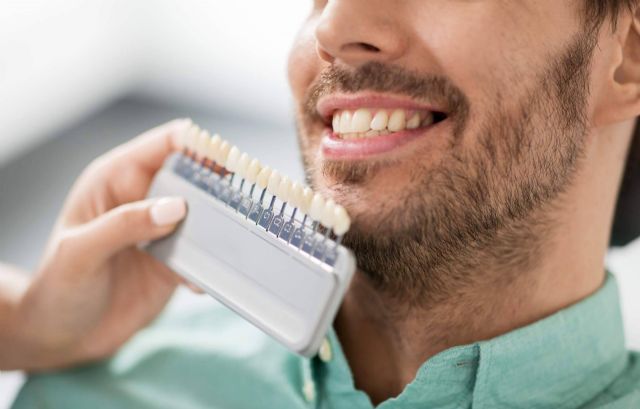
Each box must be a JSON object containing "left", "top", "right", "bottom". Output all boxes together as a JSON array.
[{"left": 0, "top": 1, "right": 638, "bottom": 407}]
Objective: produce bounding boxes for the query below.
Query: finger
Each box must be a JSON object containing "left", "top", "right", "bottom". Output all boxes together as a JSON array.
[
  {"left": 71, "top": 197, "right": 187, "bottom": 266},
  {"left": 107, "top": 118, "right": 192, "bottom": 174}
]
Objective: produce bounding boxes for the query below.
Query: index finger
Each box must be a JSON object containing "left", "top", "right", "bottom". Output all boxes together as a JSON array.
[{"left": 112, "top": 118, "right": 191, "bottom": 174}]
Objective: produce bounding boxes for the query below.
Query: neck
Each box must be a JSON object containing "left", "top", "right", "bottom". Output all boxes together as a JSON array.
[{"left": 336, "top": 262, "right": 605, "bottom": 404}]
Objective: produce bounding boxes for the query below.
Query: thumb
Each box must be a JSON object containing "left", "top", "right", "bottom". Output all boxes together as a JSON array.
[{"left": 76, "top": 197, "right": 187, "bottom": 264}]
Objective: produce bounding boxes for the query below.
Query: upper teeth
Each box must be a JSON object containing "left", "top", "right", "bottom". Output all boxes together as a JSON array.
[{"left": 332, "top": 108, "right": 434, "bottom": 138}]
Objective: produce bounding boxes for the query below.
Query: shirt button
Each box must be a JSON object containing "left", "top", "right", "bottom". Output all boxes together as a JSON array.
[
  {"left": 318, "top": 337, "right": 332, "bottom": 362},
  {"left": 302, "top": 379, "right": 316, "bottom": 403}
]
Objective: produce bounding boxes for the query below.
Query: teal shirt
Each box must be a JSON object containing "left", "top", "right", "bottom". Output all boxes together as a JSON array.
[{"left": 12, "top": 274, "right": 640, "bottom": 408}]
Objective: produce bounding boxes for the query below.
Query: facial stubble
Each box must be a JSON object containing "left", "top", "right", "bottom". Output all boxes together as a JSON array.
[{"left": 297, "top": 34, "right": 594, "bottom": 305}]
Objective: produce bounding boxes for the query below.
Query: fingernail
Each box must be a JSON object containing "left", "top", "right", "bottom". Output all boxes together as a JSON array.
[{"left": 150, "top": 197, "right": 187, "bottom": 226}]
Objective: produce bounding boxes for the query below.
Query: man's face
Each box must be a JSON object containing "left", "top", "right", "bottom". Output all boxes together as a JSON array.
[{"left": 289, "top": 1, "right": 600, "bottom": 299}]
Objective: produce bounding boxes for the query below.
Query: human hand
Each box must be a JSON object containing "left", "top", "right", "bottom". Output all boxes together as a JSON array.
[{"left": 5, "top": 119, "right": 193, "bottom": 371}]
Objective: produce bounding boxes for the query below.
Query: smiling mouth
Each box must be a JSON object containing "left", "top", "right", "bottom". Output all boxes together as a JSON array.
[
  {"left": 329, "top": 108, "right": 447, "bottom": 139},
  {"left": 316, "top": 94, "right": 449, "bottom": 159}
]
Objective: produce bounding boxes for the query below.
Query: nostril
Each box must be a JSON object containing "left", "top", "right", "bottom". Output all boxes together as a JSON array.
[
  {"left": 341, "top": 42, "right": 381, "bottom": 54},
  {"left": 357, "top": 42, "right": 380, "bottom": 52}
]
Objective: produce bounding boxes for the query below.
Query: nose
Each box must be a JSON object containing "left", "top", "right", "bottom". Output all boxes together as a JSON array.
[{"left": 314, "top": 0, "right": 408, "bottom": 66}]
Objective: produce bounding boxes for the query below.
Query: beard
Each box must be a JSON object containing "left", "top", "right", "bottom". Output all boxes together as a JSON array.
[{"left": 297, "top": 33, "right": 595, "bottom": 305}]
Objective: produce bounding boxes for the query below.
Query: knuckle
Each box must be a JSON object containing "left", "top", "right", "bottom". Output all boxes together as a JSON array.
[
  {"left": 111, "top": 203, "right": 150, "bottom": 231},
  {"left": 53, "top": 229, "right": 83, "bottom": 259}
]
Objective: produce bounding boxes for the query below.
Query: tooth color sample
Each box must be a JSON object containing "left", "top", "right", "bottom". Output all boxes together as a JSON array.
[
  {"left": 290, "top": 182, "right": 303, "bottom": 208},
  {"left": 333, "top": 205, "right": 351, "bottom": 235},
  {"left": 310, "top": 193, "right": 326, "bottom": 221},
  {"left": 217, "top": 141, "right": 231, "bottom": 165},
  {"left": 256, "top": 166, "right": 272, "bottom": 189},
  {"left": 267, "top": 170, "right": 282, "bottom": 194},
  {"left": 321, "top": 199, "right": 336, "bottom": 228},
  {"left": 226, "top": 146, "right": 240, "bottom": 172},
  {"left": 236, "top": 152, "right": 250, "bottom": 178},
  {"left": 246, "top": 159, "right": 262, "bottom": 184}
]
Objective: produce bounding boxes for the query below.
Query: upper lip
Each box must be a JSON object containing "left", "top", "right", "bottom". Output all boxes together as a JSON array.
[{"left": 316, "top": 92, "right": 448, "bottom": 125}]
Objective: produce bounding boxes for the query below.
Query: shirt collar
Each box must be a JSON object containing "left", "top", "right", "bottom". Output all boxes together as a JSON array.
[{"left": 307, "top": 273, "right": 629, "bottom": 409}]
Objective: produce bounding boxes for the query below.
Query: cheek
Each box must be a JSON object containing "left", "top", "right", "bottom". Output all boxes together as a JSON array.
[
  {"left": 288, "top": 21, "right": 322, "bottom": 103},
  {"left": 407, "top": 1, "right": 580, "bottom": 123}
]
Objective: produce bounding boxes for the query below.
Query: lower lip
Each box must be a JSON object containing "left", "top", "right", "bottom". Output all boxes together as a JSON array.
[{"left": 321, "top": 125, "right": 436, "bottom": 160}]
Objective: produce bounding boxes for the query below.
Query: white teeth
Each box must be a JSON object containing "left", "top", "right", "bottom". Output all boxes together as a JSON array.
[
  {"left": 370, "top": 110, "right": 389, "bottom": 131},
  {"left": 245, "top": 158, "right": 261, "bottom": 184},
  {"left": 267, "top": 170, "right": 281, "bottom": 194},
  {"left": 331, "top": 107, "right": 439, "bottom": 139},
  {"left": 206, "top": 134, "right": 222, "bottom": 161},
  {"left": 321, "top": 199, "right": 336, "bottom": 228},
  {"left": 387, "top": 109, "right": 406, "bottom": 132},
  {"left": 217, "top": 140, "right": 231, "bottom": 165},
  {"left": 256, "top": 165, "right": 272, "bottom": 189},
  {"left": 277, "top": 176, "right": 292, "bottom": 203},
  {"left": 339, "top": 111, "right": 352, "bottom": 133},
  {"left": 226, "top": 146, "right": 240, "bottom": 172},
  {"left": 309, "top": 193, "right": 326, "bottom": 221},
  {"left": 422, "top": 112, "right": 435, "bottom": 127},
  {"left": 406, "top": 112, "right": 421, "bottom": 129},
  {"left": 236, "top": 152, "right": 250, "bottom": 178},
  {"left": 351, "top": 109, "right": 372, "bottom": 133}
]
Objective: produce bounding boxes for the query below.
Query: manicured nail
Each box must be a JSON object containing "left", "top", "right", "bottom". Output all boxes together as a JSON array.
[{"left": 150, "top": 197, "right": 187, "bottom": 226}]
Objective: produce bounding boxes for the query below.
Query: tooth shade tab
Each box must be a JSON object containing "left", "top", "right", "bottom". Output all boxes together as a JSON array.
[
  {"left": 196, "top": 130, "right": 210, "bottom": 157},
  {"left": 301, "top": 187, "right": 313, "bottom": 214},
  {"left": 321, "top": 199, "right": 336, "bottom": 228},
  {"left": 309, "top": 193, "right": 326, "bottom": 221},
  {"left": 246, "top": 159, "right": 262, "bottom": 184},
  {"left": 333, "top": 205, "right": 351, "bottom": 235},
  {"left": 256, "top": 166, "right": 272, "bottom": 189},
  {"left": 217, "top": 140, "right": 231, "bottom": 165},
  {"left": 236, "top": 153, "right": 250, "bottom": 178},
  {"left": 226, "top": 146, "right": 241, "bottom": 172},
  {"left": 277, "top": 176, "right": 292, "bottom": 203},
  {"left": 290, "top": 182, "right": 304, "bottom": 208},
  {"left": 206, "top": 134, "right": 222, "bottom": 161},
  {"left": 267, "top": 170, "right": 282, "bottom": 194}
]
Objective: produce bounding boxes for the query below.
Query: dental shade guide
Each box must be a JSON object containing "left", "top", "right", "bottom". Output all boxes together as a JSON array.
[{"left": 144, "top": 122, "right": 355, "bottom": 357}]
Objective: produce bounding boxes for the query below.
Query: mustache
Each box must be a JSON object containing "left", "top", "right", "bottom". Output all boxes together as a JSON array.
[{"left": 303, "top": 62, "right": 470, "bottom": 132}]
